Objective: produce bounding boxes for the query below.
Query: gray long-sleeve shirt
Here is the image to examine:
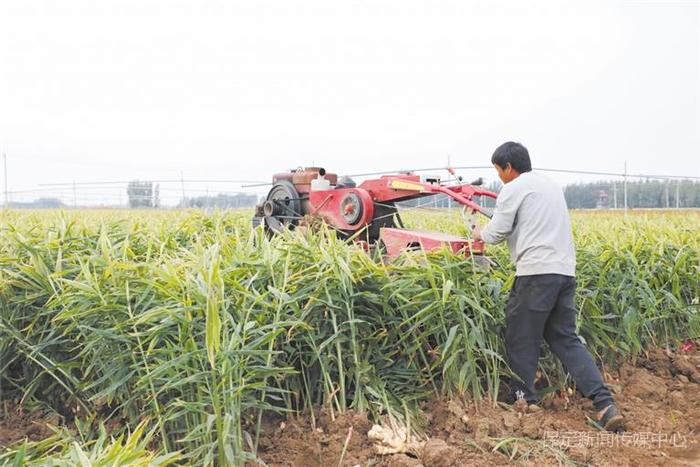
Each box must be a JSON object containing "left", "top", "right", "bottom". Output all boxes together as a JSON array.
[{"left": 481, "top": 171, "right": 576, "bottom": 277}]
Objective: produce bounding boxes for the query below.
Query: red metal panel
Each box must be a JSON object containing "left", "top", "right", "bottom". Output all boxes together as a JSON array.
[
  {"left": 380, "top": 228, "right": 484, "bottom": 260},
  {"left": 308, "top": 188, "right": 375, "bottom": 231},
  {"left": 358, "top": 175, "right": 498, "bottom": 216},
  {"left": 359, "top": 175, "right": 430, "bottom": 202}
]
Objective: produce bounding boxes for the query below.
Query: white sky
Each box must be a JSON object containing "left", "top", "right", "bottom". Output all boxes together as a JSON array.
[{"left": 1, "top": 0, "right": 699, "bottom": 205}]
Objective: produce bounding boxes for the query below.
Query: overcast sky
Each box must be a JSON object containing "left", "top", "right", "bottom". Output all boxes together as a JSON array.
[{"left": 1, "top": 0, "right": 699, "bottom": 205}]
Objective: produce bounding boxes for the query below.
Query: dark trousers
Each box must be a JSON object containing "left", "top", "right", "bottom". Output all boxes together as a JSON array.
[{"left": 505, "top": 274, "right": 614, "bottom": 411}]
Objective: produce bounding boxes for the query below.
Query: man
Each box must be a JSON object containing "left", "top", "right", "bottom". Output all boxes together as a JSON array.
[{"left": 472, "top": 141, "right": 624, "bottom": 432}]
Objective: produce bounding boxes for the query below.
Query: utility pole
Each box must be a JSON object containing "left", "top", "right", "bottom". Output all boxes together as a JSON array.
[
  {"left": 154, "top": 184, "right": 160, "bottom": 208},
  {"left": 623, "top": 161, "right": 628, "bottom": 216},
  {"left": 180, "top": 171, "right": 186, "bottom": 207},
  {"left": 447, "top": 154, "right": 452, "bottom": 210},
  {"left": 3, "top": 152, "right": 7, "bottom": 208}
]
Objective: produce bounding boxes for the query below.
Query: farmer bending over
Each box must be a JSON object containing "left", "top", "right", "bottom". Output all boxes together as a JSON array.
[{"left": 472, "top": 141, "right": 625, "bottom": 432}]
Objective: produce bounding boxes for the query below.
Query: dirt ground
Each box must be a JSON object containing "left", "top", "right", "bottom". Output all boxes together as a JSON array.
[
  {"left": 0, "top": 405, "right": 57, "bottom": 448},
  {"left": 255, "top": 344, "right": 700, "bottom": 467},
  {"left": 1, "top": 344, "right": 699, "bottom": 466}
]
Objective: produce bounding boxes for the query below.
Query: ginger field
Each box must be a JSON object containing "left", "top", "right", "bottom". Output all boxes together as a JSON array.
[{"left": 0, "top": 209, "right": 698, "bottom": 466}]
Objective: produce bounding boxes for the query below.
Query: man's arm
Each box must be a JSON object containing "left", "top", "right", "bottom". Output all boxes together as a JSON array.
[{"left": 474, "top": 187, "right": 519, "bottom": 244}]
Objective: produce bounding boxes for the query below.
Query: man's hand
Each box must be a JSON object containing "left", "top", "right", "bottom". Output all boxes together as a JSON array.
[{"left": 471, "top": 224, "right": 483, "bottom": 242}]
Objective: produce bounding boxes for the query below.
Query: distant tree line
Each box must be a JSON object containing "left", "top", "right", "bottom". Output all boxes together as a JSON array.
[
  {"left": 178, "top": 193, "right": 259, "bottom": 209},
  {"left": 564, "top": 179, "right": 700, "bottom": 209},
  {"left": 8, "top": 197, "right": 65, "bottom": 209}
]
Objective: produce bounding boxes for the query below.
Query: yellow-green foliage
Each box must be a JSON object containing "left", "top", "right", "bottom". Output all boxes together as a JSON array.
[{"left": 0, "top": 208, "right": 697, "bottom": 466}]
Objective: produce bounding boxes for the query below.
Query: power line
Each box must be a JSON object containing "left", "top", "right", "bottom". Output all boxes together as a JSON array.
[
  {"left": 25, "top": 166, "right": 700, "bottom": 191},
  {"left": 244, "top": 165, "right": 700, "bottom": 188},
  {"left": 347, "top": 167, "right": 465, "bottom": 177},
  {"left": 529, "top": 167, "right": 700, "bottom": 181},
  {"left": 38, "top": 179, "right": 266, "bottom": 187},
  {"left": 7, "top": 185, "right": 259, "bottom": 195},
  {"left": 346, "top": 165, "right": 700, "bottom": 180}
]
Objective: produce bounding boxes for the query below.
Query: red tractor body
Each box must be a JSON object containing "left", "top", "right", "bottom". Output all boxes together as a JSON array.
[{"left": 253, "top": 167, "right": 497, "bottom": 259}]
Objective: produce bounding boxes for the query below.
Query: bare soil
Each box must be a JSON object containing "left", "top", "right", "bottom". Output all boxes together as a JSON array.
[
  {"left": 0, "top": 406, "right": 57, "bottom": 447},
  {"left": 255, "top": 344, "right": 700, "bottom": 467}
]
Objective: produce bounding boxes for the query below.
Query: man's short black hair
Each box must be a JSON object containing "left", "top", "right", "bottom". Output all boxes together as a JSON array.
[{"left": 491, "top": 142, "right": 532, "bottom": 173}]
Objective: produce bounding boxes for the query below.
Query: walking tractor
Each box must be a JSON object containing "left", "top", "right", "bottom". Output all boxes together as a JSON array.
[{"left": 253, "top": 167, "right": 498, "bottom": 259}]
